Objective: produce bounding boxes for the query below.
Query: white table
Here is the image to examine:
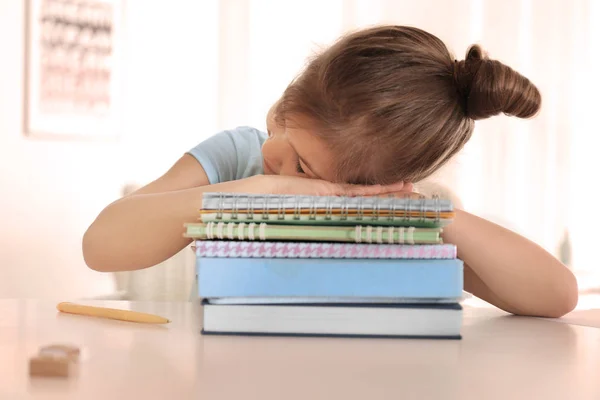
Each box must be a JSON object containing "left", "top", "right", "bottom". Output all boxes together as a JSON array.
[{"left": 1, "top": 298, "right": 599, "bottom": 400}]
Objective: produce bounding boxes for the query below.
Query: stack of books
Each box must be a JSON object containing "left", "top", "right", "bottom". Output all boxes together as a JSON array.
[{"left": 184, "top": 193, "right": 464, "bottom": 339}]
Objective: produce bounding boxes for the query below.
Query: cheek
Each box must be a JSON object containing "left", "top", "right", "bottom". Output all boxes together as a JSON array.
[
  {"left": 261, "top": 139, "right": 285, "bottom": 169},
  {"left": 261, "top": 139, "right": 276, "bottom": 159},
  {"left": 262, "top": 135, "right": 293, "bottom": 159}
]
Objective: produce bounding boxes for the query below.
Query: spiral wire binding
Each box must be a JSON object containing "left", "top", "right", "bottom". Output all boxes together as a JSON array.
[
  {"left": 308, "top": 196, "right": 317, "bottom": 220},
  {"left": 433, "top": 194, "right": 440, "bottom": 222},
  {"left": 206, "top": 221, "right": 214, "bottom": 238},
  {"left": 372, "top": 197, "right": 381, "bottom": 221},
  {"left": 227, "top": 221, "right": 235, "bottom": 238},
  {"left": 216, "top": 222, "right": 225, "bottom": 239},
  {"left": 357, "top": 197, "right": 364, "bottom": 221},
  {"left": 388, "top": 194, "right": 395, "bottom": 222},
  {"left": 210, "top": 193, "right": 448, "bottom": 226},
  {"left": 277, "top": 195, "right": 285, "bottom": 220},
  {"left": 291, "top": 196, "right": 299, "bottom": 220},
  {"left": 261, "top": 195, "right": 269, "bottom": 220},
  {"left": 216, "top": 193, "right": 224, "bottom": 220},
  {"left": 376, "top": 226, "right": 383, "bottom": 243},
  {"left": 259, "top": 223, "right": 267, "bottom": 240},
  {"left": 407, "top": 227, "right": 415, "bottom": 244},
  {"left": 325, "top": 197, "right": 333, "bottom": 221},
  {"left": 248, "top": 195, "right": 254, "bottom": 220},
  {"left": 387, "top": 226, "right": 394, "bottom": 244},
  {"left": 419, "top": 195, "right": 426, "bottom": 222},
  {"left": 248, "top": 222, "right": 256, "bottom": 240},
  {"left": 340, "top": 196, "right": 349, "bottom": 221},
  {"left": 231, "top": 194, "right": 239, "bottom": 220},
  {"left": 352, "top": 225, "right": 419, "bottom": 244},
  {"left": 237, "top": 222, "right": 246, "bottom": 240}
]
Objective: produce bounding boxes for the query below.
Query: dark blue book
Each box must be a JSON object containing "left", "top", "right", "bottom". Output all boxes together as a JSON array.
[{"left": 202, "top": 301, "right": 462, "bottom": 339}]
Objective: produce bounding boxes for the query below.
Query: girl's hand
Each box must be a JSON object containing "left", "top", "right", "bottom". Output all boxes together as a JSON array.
[{"left": 246, "top": 174, "right": 410, "bottom": 197}]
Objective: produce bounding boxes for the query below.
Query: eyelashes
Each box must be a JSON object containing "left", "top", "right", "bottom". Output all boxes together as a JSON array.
[{"left": 296, "top": 160, "right": 305, "bottom": 174}]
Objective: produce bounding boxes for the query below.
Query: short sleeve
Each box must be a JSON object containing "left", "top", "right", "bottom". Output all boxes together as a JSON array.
[{"left": 186, "top": 126, "right": 267, "bottom": 184}]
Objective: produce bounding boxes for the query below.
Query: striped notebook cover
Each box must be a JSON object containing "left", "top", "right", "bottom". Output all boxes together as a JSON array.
[
  {"left": 184, "top": 222, "right": 443, "bottom": 244},
  {"left": 193, "top": 241, "right": 457, "bottom": 259}
]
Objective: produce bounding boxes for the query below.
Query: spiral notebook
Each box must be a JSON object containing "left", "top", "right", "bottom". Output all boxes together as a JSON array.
[
  {"left": 193, "top": 240, "right": 457, "bottom": 259},
  {"left": 184, "top": 222, "right": 443, "bottom": 244},
  {"left": 199, "top": 193, "right": 454, "bottom": 228}
]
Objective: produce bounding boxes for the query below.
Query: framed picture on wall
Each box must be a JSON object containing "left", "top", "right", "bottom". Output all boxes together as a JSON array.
[{"left": 24, "top": 0, "right": 124, "bottom": 139}]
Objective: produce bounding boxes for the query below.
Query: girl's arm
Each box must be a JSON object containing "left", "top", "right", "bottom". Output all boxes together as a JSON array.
[
  {"left": 82, "top": 154, "right": 252, "bottom": 272},
  {"left": 82, "top": 154, "right": 406, "bottom": 273},
  {"left": 442, "top": 209, "right": 578, "bottom": 318}
]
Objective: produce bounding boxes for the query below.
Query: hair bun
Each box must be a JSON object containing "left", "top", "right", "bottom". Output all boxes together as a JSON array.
[
  {"left": 454, "top": 44, "right": 541, "bottom": 120},
  {"left": 465, "top": 45, "right": 484, "bottom": 61}
]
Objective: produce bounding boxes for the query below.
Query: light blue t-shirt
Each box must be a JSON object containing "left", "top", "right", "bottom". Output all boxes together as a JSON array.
[{"left": 187, "top": 126, "right": 267, "bottom": 184}]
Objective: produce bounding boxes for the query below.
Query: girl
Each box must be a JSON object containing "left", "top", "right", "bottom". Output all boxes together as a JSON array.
[{"left": 83, "top": 25, "right": 578, "bottom": 318}]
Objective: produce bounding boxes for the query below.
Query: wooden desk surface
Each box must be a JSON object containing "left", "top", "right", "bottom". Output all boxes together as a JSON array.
[{"left": 1, "top": 298, "right": 599, "bottom": 400}]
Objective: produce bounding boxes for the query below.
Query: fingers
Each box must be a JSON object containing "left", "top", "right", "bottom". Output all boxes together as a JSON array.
[
  {"left": 381, "top": 181, "right": 406, "bottom": 192},
  {"left": 323, "top": 180, "right": 416, "bottom": 197},
  {"left": 380, "top": 181, "right": 415, "bottom": 194},
  {"left": 401, "top": 182, "right": 414, "bottom": 193},
  {"left": 337, "top": 184, "right": 385, "bottom": 197},
  {"left": 338, "top": 182, "right": 414, "bottom": 197}
]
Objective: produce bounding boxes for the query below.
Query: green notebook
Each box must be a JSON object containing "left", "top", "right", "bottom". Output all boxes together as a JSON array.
[
  {"left": 184, "top": 222, "right": 443, "bottom": 244},
  {"left": 199, "top": 193, "right": 454, "bottom": 228}
]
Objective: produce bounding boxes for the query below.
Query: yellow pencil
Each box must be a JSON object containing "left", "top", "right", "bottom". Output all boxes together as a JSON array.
[{"left": 56, "top": 302, "right": 170, "bottom": 324}]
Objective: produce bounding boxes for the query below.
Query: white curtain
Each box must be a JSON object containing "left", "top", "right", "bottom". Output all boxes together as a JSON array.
[{"left": 216, "top": 0, "right": 599, "bottom": 281}]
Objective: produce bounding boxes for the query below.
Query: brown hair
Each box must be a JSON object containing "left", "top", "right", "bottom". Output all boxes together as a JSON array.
[{"left": 274, "top": 25, "right": 541, "bottom": 184}]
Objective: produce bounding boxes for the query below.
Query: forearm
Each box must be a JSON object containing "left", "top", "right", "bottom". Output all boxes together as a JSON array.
[
  {"left": 442, "top": 209, "right": 578, "bottom": 317},
  {"left": 82, "top": 177, "right": 262, "bottom": 272}
]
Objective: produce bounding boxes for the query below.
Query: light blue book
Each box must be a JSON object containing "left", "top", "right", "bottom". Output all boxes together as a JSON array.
[{"left": 197, "top": 258, "right": 463, "bottom": 299}]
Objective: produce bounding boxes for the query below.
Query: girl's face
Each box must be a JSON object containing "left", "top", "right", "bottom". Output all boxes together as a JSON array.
[
  {"left": 261, "top": 101, "right": 337, "bottom": 182},
  {"left": 261, "top": 100, "right": 414, "bottom": 192}
]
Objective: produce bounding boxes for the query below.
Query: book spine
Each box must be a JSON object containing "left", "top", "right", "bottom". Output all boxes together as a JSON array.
[{"left": 194, "top": 241, "right": 457, "bottom": 259}]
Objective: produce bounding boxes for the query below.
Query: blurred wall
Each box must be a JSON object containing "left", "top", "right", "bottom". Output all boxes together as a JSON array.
[
  {"left": 0, "top": 0, "right": 118, "bottom": 298},
  {"left": 0, "top": 0, "right": 218, "bottom": 298}
]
